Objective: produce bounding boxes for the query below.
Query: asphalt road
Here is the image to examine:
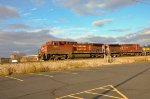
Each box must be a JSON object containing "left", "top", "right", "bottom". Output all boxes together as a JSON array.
[{"left": 0, "top": 62, "right": 150, "bottom": 99}]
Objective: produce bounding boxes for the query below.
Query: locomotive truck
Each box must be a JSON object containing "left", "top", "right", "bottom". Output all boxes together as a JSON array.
[{"left": 38, "top": 40, "right": 149, "bottom": 60}]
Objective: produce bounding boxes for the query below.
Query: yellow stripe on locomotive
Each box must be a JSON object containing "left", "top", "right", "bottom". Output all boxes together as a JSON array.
[{"left": 143, "top": 47, "right": 150, "bottom": 52}]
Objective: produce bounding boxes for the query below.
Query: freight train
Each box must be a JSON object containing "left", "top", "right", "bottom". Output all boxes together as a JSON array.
[{"left": 38, "top": 40, "right": 150, "bottom": 60}]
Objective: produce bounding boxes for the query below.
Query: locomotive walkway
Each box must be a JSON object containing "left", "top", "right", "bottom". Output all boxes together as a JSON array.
[{"left": 0, "top": 62, "right": 150, "bottom": 99}]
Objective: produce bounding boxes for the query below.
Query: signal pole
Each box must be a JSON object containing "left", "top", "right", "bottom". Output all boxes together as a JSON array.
[{"left": 103, "top": 44, "right": 111, "bottom": 63}]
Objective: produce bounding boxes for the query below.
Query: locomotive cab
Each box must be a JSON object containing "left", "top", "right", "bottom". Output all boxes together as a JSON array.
[
  {"left": 39, "top": 40, "right": 77, "bottom": 60},
  {"left": 46, "top": 40, "right": 60, "bottom": 46}
]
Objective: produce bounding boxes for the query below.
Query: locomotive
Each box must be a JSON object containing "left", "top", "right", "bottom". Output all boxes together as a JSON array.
[
  {"left": 38, "top": 40, "right": 149, "bottom": 60},
  {"left": 143, "top": 45, "right": 150, "bottom": 54}
]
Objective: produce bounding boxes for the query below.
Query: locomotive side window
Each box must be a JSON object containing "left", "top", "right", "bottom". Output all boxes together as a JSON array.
[
  {"left": 46, "top": 42, "right": 52, "bottom": 45},
  {"left": 52, "top": 41, "right": 59, "bottom": 46}
]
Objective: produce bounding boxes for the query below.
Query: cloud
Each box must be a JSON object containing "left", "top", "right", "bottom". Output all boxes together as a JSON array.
[
  {"left": 119, "top": 27, "right": 150, "bottom": 44},
  {"left": 49, "top": 26, "right": 99, "bottom": 38},
  {"left": 0, "top": 23, "right": 33, "bottom": 33},
  {"left": 75, "top": 27, "right": 150, "bottom": 45},
  {"left": 0, "top": 4, "right": 19, "bottom": 20},
  {"left": 30, "top": 18, "right": 48, "bottom": 23},
  {"left": 31, "top": 0, "right": 48, "bottom": 6},
  {"left": 109, "top": 28, "right": 131, "bottom": 32},
  {"left": 92, "top": 19, "right": 112, "bottom": 27},
  {"left": 56, "top": 0, "right": 136, "bottom": 15},
  {"left": 23, "top": 8, "right": 37, "bottom": 16},
  {"left": 0, "top": 29, "right": 58, "bottom": 57},
  {"left": 23, "top": 12, "right": 31, "bottom": 16},
  {"left": 1, "top": 23, "right": 31, "bottom": 30},
  {"left": 0, "top": 30, "right": 56, "bottom": 45},
  {"left": 30, "top": 8, "right": 37, "bottom": 11},
  {"left": 76, "top": 36, "right": 116, "bottom": 43}
]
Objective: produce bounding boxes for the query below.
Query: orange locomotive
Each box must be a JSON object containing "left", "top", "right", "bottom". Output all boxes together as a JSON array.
[
  {"left": 38, "top": 40, "right": 143, "bottom": 60},
  {"left": 108, "top": 44, "right": 143, "bottom": 57},
  {"left": 38, "top": 40, "right": 104, "bottom": 60}
]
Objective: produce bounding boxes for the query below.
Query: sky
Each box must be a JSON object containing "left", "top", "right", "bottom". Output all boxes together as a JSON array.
[{"left": 0, "top": 0, "right": 150, "bottom": 57}]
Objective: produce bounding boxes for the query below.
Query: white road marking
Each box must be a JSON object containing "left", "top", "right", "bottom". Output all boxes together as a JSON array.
[
  {"left": 72, "top": 73, "right": 78, "bottom": 75},
  {"left": 5, "top": 76, "right": 24, "bottom": 82},
  {"left": 63, "top": 72, "right": 78, "bottom": 75},
  {"left": 30, "top": 73, "right": 54, "bottom": 78}
]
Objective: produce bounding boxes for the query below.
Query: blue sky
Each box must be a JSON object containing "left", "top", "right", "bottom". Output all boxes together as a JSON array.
[
  {"left": 0, "top": 0, "right": 150, "bottom": 57},
  {"left": 0, "top": 0, "right": 150, "bottom": 37}
]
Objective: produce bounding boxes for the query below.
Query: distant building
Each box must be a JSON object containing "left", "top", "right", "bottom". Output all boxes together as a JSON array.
[
  {"left": 10, "top": 52, "right": 26, "bottom": 59},
  {"left": 20, "top": 55, "right": 39, "bottom": 62}
]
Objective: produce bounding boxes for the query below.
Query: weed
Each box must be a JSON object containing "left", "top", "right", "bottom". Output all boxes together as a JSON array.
[{"left": 0, "top": 56, "right": 149, "bottom": 76}]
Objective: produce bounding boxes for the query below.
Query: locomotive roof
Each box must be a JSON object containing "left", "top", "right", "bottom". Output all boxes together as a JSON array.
[
  {"left": 47, "top": 40, "right": 77, "bottom": 43},
  {"left": 108, "top": 43, "right": 139, "bottom": 45}
]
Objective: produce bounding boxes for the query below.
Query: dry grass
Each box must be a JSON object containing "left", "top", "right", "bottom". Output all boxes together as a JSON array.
[
  {"left": 0, "top": 56, "right": 150, "bottom": 76},
  {"left": 0, "top": 59, "right": 103, "bottom": 76},
  {"left": 113, "top": 56, "right": 150, "bottom": 64}
]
